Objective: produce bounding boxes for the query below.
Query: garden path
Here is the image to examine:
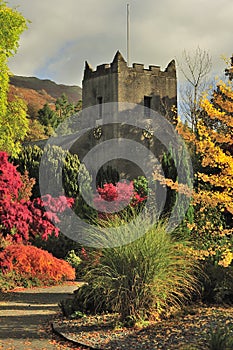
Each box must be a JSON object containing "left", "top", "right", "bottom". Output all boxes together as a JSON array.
[
  {"left": 0, "top": 283, "right": 81, "bottom": 350},
  {"left": 1, "top": 283, "right": 233, "bottom": 350}
]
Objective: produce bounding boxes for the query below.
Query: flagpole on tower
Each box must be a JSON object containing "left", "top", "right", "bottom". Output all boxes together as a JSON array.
[{"left": 127, "top": 3, "right": 130, "bottom": 66}]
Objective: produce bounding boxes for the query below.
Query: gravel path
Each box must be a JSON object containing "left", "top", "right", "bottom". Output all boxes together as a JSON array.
[
  {"left": 0, "top": 283, "right": 81, "bottom": 350},
  {"left": 52, "top": 304, "right": 233, "bottom": 350},
  {"left": 1, "top": 284, "right": 233, "bottom": 350}
]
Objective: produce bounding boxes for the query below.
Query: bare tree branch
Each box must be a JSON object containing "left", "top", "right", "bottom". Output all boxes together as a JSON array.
[{"left": 178, "top": 47, "right": 212, "bottom": 131}]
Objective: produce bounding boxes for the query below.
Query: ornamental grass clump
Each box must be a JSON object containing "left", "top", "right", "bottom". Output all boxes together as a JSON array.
[
  {"left": 70, "top": 214, "right": 201, "bottom": 324},
  {"left": 208, "top": 323, "right": 233, "bottom": 350}
]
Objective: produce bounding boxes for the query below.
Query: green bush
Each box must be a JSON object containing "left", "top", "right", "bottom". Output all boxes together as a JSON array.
[
  {"left": 96, "top": 165, "right": 120, "bottom": 187},
  {"left": 12, "top": 144, "right": 81, "bottom": 198},
  {"left": 0, "top": 271, "right": 42, "bottom": 291},
  {"left": 65, "top": 249, "right": 82, "bottom": 268},
  {"left": 201, "top": 262, "right": 233, "bottom": 304},
  {"left": 31, "top": 232, "right": 81, "bottom": 259},
  {"left": 133, "top": 175, "right": 149, "bottom": 197},
  {"left": 74, "top": 163, "right": 97, "bottom": 221},
  {"left": 13, "top": 144, "right": 97, "bottom": 221},
  {"left": 12, "top": 145, "right": 43, "bottom": 198},
  {"left": 67, "top": 215, "right": 201, "bottom": 323},
  {"left": 65, "top": 250, "right": 82, "bottom": 279},
  {"left": 208, "top": 324, "right": 233, "bottom": 350}
]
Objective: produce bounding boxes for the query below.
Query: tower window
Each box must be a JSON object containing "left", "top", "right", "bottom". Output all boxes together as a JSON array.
[
  {"left": 144, "top": 96, "right": 152, "bottom": 116},
  {"left": 97, "top": 96, "right": 103, "bottom": 117}
]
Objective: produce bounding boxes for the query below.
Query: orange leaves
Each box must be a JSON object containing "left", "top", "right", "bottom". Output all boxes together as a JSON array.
[
  {"left": 190, "top": 246, "right": 233, "bottom": 267},
  {"left": 153, "top": 163, "right": 193, "bottom": 198},
  {"left": 0, "top": 244, "right": 75, "bottom": 286},
  {"left": 197, "top": 172, "right": 233, "bottom": 188},
  {"left": 153, "top": 172, "right": 193, "bottom": 197},
  {"left": 176, "top": 121, "right": 196, "bottom": 143},
  {"left": 193, "top": 118, "right": 233, "bottom": 216}
]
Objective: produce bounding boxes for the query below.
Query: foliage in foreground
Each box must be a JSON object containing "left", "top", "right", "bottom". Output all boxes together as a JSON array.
[
  {"left": 13, "top": 144, "right": 81, "bottom": 199},
  {"left": 0, "top": 244, "right": 75, "bottom": 291},
  {"left": 176, "top": 79, "right": 233, "bottom": 266},
  {"left": 201, "top": 262, "right": 233, "bottom": 304},
  {"left": 31, "top": 231, "right": 81, "bottom": 259},
  {"left": 94, "top": 180, "right": 147, "bottom": 217},
  {"left": 0, "top": 1, "right": 29, "bottom": 156},
  {"left": 64, "top": 217, "right": 201, "bottom": 324},
  {"left": 0, "top": 151, "right": 74, "bottom": 243},
  {"left": 208, "top": 323, "right": 233, "bottom": 350}
]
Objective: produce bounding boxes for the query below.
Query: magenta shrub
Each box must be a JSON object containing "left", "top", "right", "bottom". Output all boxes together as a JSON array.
[{"left": 0, "top": 151, "right": 74, "bottom": 243}]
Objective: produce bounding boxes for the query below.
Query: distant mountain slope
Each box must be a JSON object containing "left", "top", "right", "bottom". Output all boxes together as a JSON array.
[
  {"left": 9, "top": 75, "right": 82, "bottom": 104},
  {"left": 8, "top": 85, "right": 56, "bottom": 112}
]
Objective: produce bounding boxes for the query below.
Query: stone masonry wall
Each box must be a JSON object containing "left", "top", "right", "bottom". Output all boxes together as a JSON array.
[{"left": 82, "top": 51, "right": 177, "bottom": 121}]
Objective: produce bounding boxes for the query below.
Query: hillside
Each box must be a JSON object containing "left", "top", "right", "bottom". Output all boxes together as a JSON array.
[
  {"left": 9, "top": 75, "right": 82, "bottom": 104},
  {"left": 8, "top": 84, "right": 56, "bottom": 112}
]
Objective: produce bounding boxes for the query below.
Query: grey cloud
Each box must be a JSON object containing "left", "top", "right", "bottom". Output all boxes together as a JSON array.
[{"left": 7, "top": 0, "right": 233, "bottom": 86}]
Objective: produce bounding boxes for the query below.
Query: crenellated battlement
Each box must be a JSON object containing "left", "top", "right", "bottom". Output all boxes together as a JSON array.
[
  {"left": 77, "top": 50, "right": 178, "bottom": 180},
  {"left": 96, "top": 63, "right": 110, "bottom": 71},
  {"left": 83, "top": 51, "right": 176, "bottom": 80},
  {"left": 82, "top": 50, "right": 177, "bottom": 124}
]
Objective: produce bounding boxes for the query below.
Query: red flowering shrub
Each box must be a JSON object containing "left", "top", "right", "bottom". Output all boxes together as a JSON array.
[
  {"left": 94, "top": 181, "right": 146, "bottom": 214},
  {"left": 0, "top": 244, "right": 75, "bottom": 286},
  {"left": 97, "top": 183, "right": 118, "bottom": 202},
  {"left": 0, "top": 152, "right": 22, "bottom": 199},
  {"left": 29, "top": 195, "right": 74, "bottom": 240},
  {"left": 0, "top": 151, "right": 74, "bottom": 243}
]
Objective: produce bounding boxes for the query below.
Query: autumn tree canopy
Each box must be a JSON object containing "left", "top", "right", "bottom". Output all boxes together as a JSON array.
[
  {"left": 154, "top": 59, "right": 233, "bottom": 267},
  {"left": 193, "top": 81, "right": 233, "bottom": 217},
  {"left": 173, "top": 73, "right": 233, "bottom": 267},
  {"left": 0, "top": 1, "right": 29, "bottom": 156}
]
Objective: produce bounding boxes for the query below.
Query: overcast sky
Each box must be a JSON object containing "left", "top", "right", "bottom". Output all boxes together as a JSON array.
[{"left": 7, "top": 0, "right": 233, "bottom": 87}]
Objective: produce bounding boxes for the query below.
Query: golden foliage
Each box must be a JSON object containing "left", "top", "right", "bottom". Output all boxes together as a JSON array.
[{"left": 153, "top": 79, "right": 233, "bottom": 266}]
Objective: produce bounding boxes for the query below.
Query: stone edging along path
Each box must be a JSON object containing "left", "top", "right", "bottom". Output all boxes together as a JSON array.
[
  {"left": 1, "top": 282, "right": 233, "bottom": 350},
  {"left": 51, "top": 305, "right": 233, "bottom": 350}
]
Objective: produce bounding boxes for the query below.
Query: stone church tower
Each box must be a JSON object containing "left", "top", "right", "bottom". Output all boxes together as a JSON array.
[
  {"left": 82, "top": 51, "right": 177, "bottom": 122},
  {"left": 69, "top": 51, "right": 178, "bottom": 181}
]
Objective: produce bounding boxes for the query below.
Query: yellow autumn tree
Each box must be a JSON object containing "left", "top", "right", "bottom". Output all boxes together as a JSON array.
[
  {"left": 0, "top": 1, "right": 29, "bottom": 156},
  {"left": 174, "top": 75, "right": 233, "bottom": 267},
  {"left": 196, "top": 82, "right": 233, "bottom": 215},
  {"left": 153, "top": 61, "right": 233, "bottom": 267}
]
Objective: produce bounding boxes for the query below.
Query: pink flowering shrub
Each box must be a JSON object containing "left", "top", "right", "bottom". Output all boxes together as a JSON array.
[
  {"left": 94, "top": 181, "right": 147, "bottom": 216},
  {"left": 30, "top": 195, "right": 74, "bottom": 240},
  {"left": 0, "top": 152, "right": 74, "bottom": 243}
]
